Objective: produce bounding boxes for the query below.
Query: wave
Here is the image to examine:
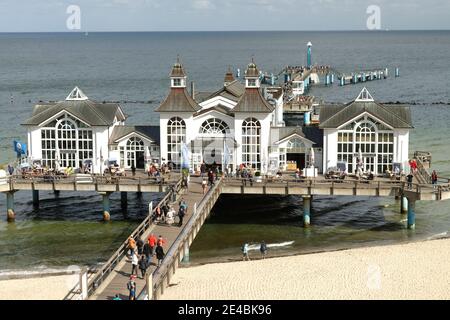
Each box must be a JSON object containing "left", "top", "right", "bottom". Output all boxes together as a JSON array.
[
  {"left": 426, "top": 232, "right": 450, "bottom": 241},
  {"left": 247, "top": 241, "right": 295, "bottom": 251}
]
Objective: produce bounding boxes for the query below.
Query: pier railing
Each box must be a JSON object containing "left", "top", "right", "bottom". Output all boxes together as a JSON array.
[
  {"left": 64, "top": 178, "right": 182, "bottom": 300},
  {"left": 141, "top": 179, "right": 223, "bottom": 300}
]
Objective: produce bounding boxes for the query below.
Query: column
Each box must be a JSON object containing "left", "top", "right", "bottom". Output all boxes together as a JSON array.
[
  {"left": 182, "top": 242, "right": 190, "bottom": 263},
  {"left": 6, "top": 192, "right": 15, "bottom": 222},
  {"left": 401, "top": 196, "right": 408, "bottom": 214},
  {"left": 146, "top": 272, "right": 153, "bottom": 300},
  {"left": 303, "top": 195, "right": 311, "bottom": 227},
  {"left": 407, "top": 198, "right": 416, "bottom": 230},
  {"left": 121, "top": 192, "right": 128, "bottom": 209},
  {"left": 54, "top": 190, "right": 60, "bottom": 198},
  {"left": 32, "top": 190, "right": 39, "bottom": 208},
  {"left": 101, "top": 192, "right": 112, "bottom": 221}
]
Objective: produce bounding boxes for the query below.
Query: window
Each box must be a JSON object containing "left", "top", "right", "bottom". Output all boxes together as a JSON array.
[
  {"left": 200, "top": 118, "right": 230, "bottom": 135},
  {"left": 173, "top": 78, "right": 182, "bottom": 87},
  {"left": 242, "top": 118, "right": 261, "bottom": 169},
  {"left": 126, "top": 137, "right": 145, "bottom": 168},
  {"left": 337, "top": 117, "right": 394, "bottom": 174},
  {"left": 247, "top": 79, "right": 257, "bottom": 87},
  {"left": 41, "top": 114, "right": 93, "bottom": 169},
  {"left": 167, "top": 117, "right": 186, "bottom": 168}
]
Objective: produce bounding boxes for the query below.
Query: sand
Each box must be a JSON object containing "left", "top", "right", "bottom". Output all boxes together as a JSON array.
[
  {"left": 161, "top": 239, "right": 450, "bottom": 300},
  {"left": 0, "top": 274, "right": 77, "bottom": 300}
]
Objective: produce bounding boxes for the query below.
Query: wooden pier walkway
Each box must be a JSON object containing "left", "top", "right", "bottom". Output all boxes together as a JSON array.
[{"left": 90, "top": 177, "right": 208, "bottom": 300}]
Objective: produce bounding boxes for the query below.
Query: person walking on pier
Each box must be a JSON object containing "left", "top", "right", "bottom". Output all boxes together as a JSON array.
[
  {"left": 432, "top": 170, "right": 438, "bottom": 188},
  {"left": 242, "top": 243, "right": 250, "bottom": 261},
  {"left": 131, "top": 253, "right": 139, "bottom": 277},
  {"left": 157, "top": 235, "right": 166, "bottom": 247},
  {"left": 143, "top": 241, "right": 152, "bottom": 266},
  {"left": 148, "top": 234, "right": 157, "bottom": 255},
  {"left": 406, "top": 171, "right": 414, "bottom": 190},
  {"left": 128, "top": 237, "right": 137, "bottom": 257},
  {"left": 178, "top": 204, "right": 186, "bottom": 227},
  {"left": 137, "top": 238, "right": 144, "bottom": 256},
  {"left": 127, "top": 276, "right": 137, "bottom": 300},
  {"left": 260, "top": 241, "right": 268, "bottom": 259},
  {"left": 202, "top": 178, "right": 207, "bottom": 195},
  {"left": 138, "top": 255, "right": 148, "bottom": 279},
  {"left": 155, "top": 244, "right": 165, "bottom": 266},
  {"left": 200, "top": 161, "right": 207, "bottom": 178},
  {"left": 208, "top": 170, "right": 215, "bottom": 186}
]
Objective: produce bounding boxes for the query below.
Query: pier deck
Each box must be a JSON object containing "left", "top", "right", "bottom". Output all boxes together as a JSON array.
[{"left": 90, "top": 177, "right": 206, "bottom": 300}]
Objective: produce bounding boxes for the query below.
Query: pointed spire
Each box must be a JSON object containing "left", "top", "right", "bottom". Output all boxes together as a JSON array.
[
  {"left": 66, "top": 87, "right": 88, "bottom": 101},
  {"left": 355, "top": 87, "right": 374, "bottom": 102},
  {"left": 170, "top": 56, "right": 187, "bottom": 88},
  {"left": 245, "top": 58, "right": 260, "bottom": 88}
]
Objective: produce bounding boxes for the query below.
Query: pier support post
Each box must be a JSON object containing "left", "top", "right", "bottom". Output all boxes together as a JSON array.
[
  {"left": 401, "top": 196, "right": 408, "bottom": 214},
  {"left": 407, "top": 198, "right": 416, "bottom": 230},
  {"left": 6, "top": 191, "right": 15, "bottom": 222},
  {"left": 101, "top": 192, "right": 112, "bottom": 221},
  {"left": 32, "top": 190, "right": 39, "bottom": 208},
  {"left": 54, "top": 190, "right": 60, "bottom": 198},
  {"left": 303, "top": 195, "right": 311, "bottom": 227},
  {"left": 182, "top": 242, "right": 190, "bottom": 263},
  {"left": 121, "top": 192, "right": 128, "bottom": 209}
]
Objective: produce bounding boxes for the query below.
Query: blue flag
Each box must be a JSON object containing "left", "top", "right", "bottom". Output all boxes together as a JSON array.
[{"left": 13, "top": 141, "right": 27, "bottom": 155}]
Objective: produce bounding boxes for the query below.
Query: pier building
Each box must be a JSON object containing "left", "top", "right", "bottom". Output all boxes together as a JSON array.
[{"left": 22, "top": 87, "right": 160, "bottom": 174}]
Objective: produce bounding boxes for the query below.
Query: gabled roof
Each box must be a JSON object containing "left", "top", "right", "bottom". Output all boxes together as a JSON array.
[
  {"left": 319, "top": 89, "right": 413, "bottom": 129},
  {"left": 270, "top": 126, "right": 322, "bottom": 147},
  {"left": 319, "top": 100, "right": 413, "bottom": 129},
  {"left": 203, "top": 80, "right": 245, "bottom": 103},
  {"left": 155, "top": 88, "right": 201, "bottom": 113},
  {"left": 109, "top": 126, "right": 160, "bottom": 146},
  {"left": 22, "top": 89, "right": 126, "bottom": 127},
  {"left": 194, "top": 105, "right": 234, "bottom": 118},
  {"left": 233, "top": 88, "right": 275, "bottom": 113}
]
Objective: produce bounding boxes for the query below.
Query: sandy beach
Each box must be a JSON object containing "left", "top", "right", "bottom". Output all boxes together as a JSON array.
[
  {"left": 161, "top": 239, "right": 450, "bottom": 300},
  {"left": 0, "top": 274, "right": 77, "bottom": 300}
]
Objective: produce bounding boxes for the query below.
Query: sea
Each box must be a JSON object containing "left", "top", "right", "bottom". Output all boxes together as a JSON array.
[{"left": 0, "top": 31, "right": 449, "bottom": 274}]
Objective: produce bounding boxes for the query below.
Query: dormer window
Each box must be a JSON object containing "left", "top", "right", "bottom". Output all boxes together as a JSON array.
[
  {"left": 247, "top": 79, "right": 257, "bottom": 88},
  {"left": 172, "top": 78, "right": 182, "bottom": 87}
]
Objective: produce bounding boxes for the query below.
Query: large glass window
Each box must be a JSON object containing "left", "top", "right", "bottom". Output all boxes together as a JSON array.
[
  {"left": 200, "top": 118, "right": 230, "bottom": 135},
  {"left": 41, "top": 114, "right": 93, "bottom": 169},
  {"left": 337, "top": 118, "right": 394, "bottom": 174},
  {"left": 167, "top": 117, "right": 186, "bottom": 168},
  {"left": 242, "top": 118, "right": 261, "bottom": 169}
]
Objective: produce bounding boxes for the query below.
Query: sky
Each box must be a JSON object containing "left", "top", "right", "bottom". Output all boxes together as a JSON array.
[{"left": 0, "top": 0, "right": 449, "bottom": 32}]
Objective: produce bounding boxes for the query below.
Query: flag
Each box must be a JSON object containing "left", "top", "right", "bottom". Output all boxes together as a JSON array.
[
  {"left": 181, "top": 142, "right": 190, "bottom": 169},
  {"left": 223, "top": 140, "right": 230, "bottom": 167},
  {"left": 13, "top": 141, "right": 27, "bottom": 155}
]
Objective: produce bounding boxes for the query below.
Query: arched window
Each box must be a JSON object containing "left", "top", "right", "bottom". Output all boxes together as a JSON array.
[
  {"left": 167, "top": 117, "right": 186, "bottom": 168},
  {"left": 287, "top": 138, "right": 306, "bottom": 154},
  {"left": 126, "top": 137, "right": 145, "bottom": 168},
  {"left": 56, "top": 119, "right": 77, "bottom": 168},
  {"left": 242, "top": 118, "right": 261, "bottom": 169},
  {"left": 355, "top": 121, "right": 376, "bottom": 153},
  {"left": 200, "top": 118, "right": 230, "bottom": 135}
]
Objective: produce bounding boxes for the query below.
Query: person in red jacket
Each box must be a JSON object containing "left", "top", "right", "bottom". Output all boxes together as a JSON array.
[{"left": 148, "top": 234, "right": 157, "bottom": 255}]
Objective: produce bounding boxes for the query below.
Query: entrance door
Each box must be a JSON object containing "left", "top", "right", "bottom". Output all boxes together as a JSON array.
[
  {"left": 363, "top": 156, "right": 375, "bottom": 173},
  {"left": 287, "top": 153, "right": 305, "bottom": 170},
  {"left": 60, "top": 151, "right": 77, "bottom": 168},
  {"left": 136, "top": 151, "right": 145, "bottom": 169}
]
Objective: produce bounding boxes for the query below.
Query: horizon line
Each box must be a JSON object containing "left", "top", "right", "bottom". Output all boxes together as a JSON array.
[{"left": 1, "top": 29, "right": 450, "bottom": 34}]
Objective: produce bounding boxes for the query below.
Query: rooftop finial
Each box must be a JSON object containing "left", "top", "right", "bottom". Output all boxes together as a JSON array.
[{"left": 66, "top": 86, "right": 88, "bottom": 101}]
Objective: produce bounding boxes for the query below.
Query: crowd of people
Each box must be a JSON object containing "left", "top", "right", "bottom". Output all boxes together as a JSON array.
[{"left": 125, "top": 233, "right": 167, "bottom": 300}]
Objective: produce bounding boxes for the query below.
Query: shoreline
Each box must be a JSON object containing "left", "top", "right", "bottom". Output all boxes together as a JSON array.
[
  {"left": 161, "top": 238, "right": 450, "bottom": 300},
  {"left": 1, "top": 237, "right": 449, "bottom": 300}
]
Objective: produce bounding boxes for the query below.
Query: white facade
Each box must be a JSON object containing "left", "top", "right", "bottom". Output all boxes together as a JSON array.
[
  {"left": 24, "top": 87, "right": 160, "bottom": 174},
  {"left": 321, "top": 88, "right": 412, "bottom": 175}
]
